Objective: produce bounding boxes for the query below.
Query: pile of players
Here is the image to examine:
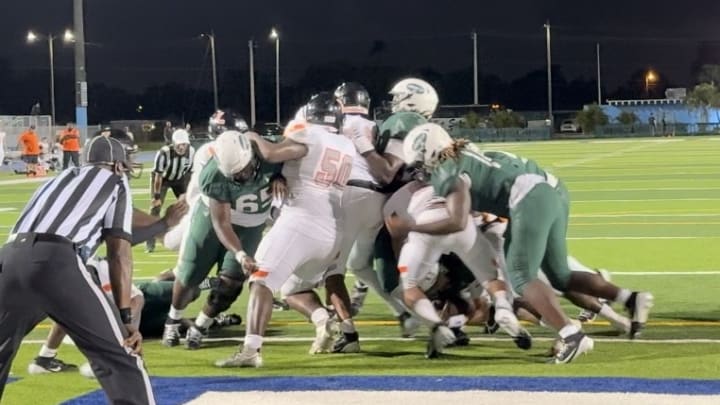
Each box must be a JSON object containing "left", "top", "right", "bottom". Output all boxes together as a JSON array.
[{"left": 28, "top": 77, "right": 654, "bottom": 376}]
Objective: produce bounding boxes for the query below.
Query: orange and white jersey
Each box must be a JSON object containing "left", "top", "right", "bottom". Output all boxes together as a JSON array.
[
  {"left": 341, "top": 114, "right": 378, "bottom": 184},
  {"left": 281, "top": 122, "right": 355, "bottom": 225},
  {"left": 87, "top": 257, "right": 143, "bottom": 303}
]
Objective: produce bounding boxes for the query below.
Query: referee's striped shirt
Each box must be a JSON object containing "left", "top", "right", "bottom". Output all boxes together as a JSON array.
[
  {"left": 11, "top": 166, "right": 133, "bottom": 258},
  {"left": 153, "top": 145, "right": 195, "bottom": 182}
]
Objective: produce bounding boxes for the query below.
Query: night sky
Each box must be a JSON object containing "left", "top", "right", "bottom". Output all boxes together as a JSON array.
[{"left": 2, "top": 0, "right": 720, "bottom": 119}]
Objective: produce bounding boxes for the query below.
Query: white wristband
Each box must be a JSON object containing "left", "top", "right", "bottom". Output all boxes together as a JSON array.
[{"left": 235, "top": 250, "right": 247, "bottom": 265}]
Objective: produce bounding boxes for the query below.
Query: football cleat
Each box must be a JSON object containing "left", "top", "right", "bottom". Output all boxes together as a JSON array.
[
  {"left": 212, "top": 313, "right": 242, "bottom": 329},
  {"left": 484, "top": 305, "right": 499, "bottom": 334},
  {"left": 425, "top": 324, "right": 456, "bottom": 359},
  {"left": 494, "top": 306, "right": 533, "bottom": 350},
  {"left": 309, "top": 320, "right": 337, "bottom": 355},
  {"left": 349, "top": 281, "right": 369, "bottom": 317},
  {"left": 78, "top": 362, "right": 96, "bottom": 379},
  {"left": 332, "top": 332, "right": 361, "bottom": 353},
  {"left": 450, "top": 327, "right": 470, "bottom": 347},
  {"left": 553, "top": 332, "right": 594, "bottom": 364},
  {"left": 627, "top": 292, "right": 654, "bottom": 339},
  {"left": 185, "top": 326, "right": 206, "bottom": 350},
  {"left": 162, "top": 322, "right": 181, "bottom": 347},
  {"left": 28, "top": 356, "right": 78, "bottom": 374},
  {"left": 215, "top": 348, "right": 263, "bottom": 368}
]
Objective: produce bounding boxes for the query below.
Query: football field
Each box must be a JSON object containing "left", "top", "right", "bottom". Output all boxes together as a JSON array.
[{"left": 1, "top": 136, "right": 719, "bottom": 404}]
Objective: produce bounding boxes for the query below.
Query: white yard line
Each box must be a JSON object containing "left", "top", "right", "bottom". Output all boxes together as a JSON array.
[{"left": 568, "top": 236, "right": 720, "bottom": 240}]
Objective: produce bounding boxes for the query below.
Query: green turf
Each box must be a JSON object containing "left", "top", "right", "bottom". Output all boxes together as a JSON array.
[{"left": 1, "top": 136, "right": 720, "bottom": 404}]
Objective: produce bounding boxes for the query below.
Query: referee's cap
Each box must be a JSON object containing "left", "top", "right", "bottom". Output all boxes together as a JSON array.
[
  {"left": 172, "top": 129, "right": 190, "bottom": 145},
  {"left": 85, "top": 135, "right": 129, "bottom": 168}
]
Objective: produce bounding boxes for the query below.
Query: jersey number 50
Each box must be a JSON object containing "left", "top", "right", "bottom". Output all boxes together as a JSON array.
[{"left": 314, "top": 148, "right": 353, "bottom": 187}]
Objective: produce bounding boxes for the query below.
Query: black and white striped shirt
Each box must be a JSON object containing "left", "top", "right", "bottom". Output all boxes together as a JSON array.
[
  {"left": 153, "top": 145, "right": 195, "bottom": 182},
  {"left": 12, "top": 166, "right": 133, "bottom": 258}
]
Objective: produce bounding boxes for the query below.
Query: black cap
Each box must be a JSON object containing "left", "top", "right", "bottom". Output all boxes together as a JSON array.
[{"left": 85, "top": 135, "right": 129, "bottom": 167}]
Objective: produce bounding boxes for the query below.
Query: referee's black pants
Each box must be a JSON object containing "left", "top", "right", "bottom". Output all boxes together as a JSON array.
[{"left": 0, "top": 235, "right": 155, "bottom": 405}]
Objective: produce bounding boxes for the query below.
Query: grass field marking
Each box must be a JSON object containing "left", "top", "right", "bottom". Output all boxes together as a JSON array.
[
  {"left": 612, "top": 271, "right": 720, "bottom": 275},
  {"left": 569, "top": 186, "right": 720, "bottom": 191},
  {"left": 573, "top": 198, "right": 720, "bottom": 203},
  {"left": 571, "top": 213, "right": 720, "bottom": 218},
  {"left": 552, "top": 141, "right": 680, "bottom": 169},
  {"left": 18, "top": 335, "right": 720, "bottom": 345},
  {"left": 0, "top": 178, "right": 47, "bottom": 186},
  {"left": 568, "top": 236, "right": 720, "bottom": 240}
]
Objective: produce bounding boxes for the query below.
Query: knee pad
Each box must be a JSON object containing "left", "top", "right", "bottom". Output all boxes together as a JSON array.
[{"left": 207, "top": 278, "right": 243, "bottom": 313}]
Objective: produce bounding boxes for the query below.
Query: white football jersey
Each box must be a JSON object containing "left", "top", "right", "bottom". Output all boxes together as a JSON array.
[
  {"left": 86, "top": 257, "right": 143, "bottom": 303},
  {"left": 186, "top": 142, "right": 215, "bottom": 207},
  {"left": 341, "top": 114, "right": 379, "bottom": 184},
  {"left": 281, "top": 122, "right": 355, "bottom": 223}
]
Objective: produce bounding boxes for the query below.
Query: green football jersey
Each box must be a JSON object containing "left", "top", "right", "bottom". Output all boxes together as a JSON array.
[
  {"left": 375, "top": 111, "right": 428, "bottom": 154},
  {"left": 199, "top": 157, "right": 281, "bottom": 213},
  {"left": 430, "top": 148, "right": 548, "bottom": 218}
]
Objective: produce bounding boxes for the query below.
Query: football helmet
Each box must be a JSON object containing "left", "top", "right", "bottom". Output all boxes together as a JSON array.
[
  {"left": 212, "top": 131, "right": 258, "bottom": 183},
  {"left": 334, "top": 82, "right": 371, "bottom": 115},
  {"left": 208, "top": 110, "right": 249, "bottom": 138},
  {"left": 304, "top": 92, "right": 343, "bottom": 131},
  {"left": 402, "top": 123, "right": 453, "bottom": 169},
  {"left": 389, "top": 78, "right": 439, "bottom": 118}
]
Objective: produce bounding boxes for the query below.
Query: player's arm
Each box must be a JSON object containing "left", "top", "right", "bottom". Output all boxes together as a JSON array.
[
  {"left": 151, "top": 149, "right": 167, "bottom": 198},
  {"left": 208, "top": 197, "right": 256, "bottom": 273},
  {"left": 130, "top": 200, "right": 188, "bottom": 245},
  {"left": 246, "top": 131, "right": 307, "bottom": 163},
  {"left": 411, "top": 177, "right": 471, "bottom": 235},
  {"left": 363, "top": 150, "right": 405, "bottom": 185}
]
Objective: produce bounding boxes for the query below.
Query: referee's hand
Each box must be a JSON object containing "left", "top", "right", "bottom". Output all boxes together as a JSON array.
[{"left": 124, "top": 324, "right": 144, "bottom": 356}]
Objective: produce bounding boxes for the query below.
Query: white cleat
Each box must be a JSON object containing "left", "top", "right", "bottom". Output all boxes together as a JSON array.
[
  {"left": 309, "top": 320, "right": 337, "bottom": 355},
  {"left": 215, "top": 348, "right": 263, "bottom": 368},
  {"left": 495, "top": 306, "right": 533, "bottom": 350},
  {"left": 553, "top": 332, "right": 594, "bottom": 364},
  {"left": 629, "top": 292, "right": 654, "bottom": 339},
  {"left": 425, "top": 324, "right": 456, "bottom": 359}
]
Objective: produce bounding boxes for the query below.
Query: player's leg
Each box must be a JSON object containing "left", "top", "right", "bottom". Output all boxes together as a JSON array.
[
  {"left": 164, "top": 204, "right": 221, "bottom": 346},
  {"left": 187, "top": 223, "right": 263, "bottom": 348},
  {"left": 147, "top": 178, "right": 170, "bottom": 252},
  {"left": 27, "top": 323, "right": 78, "bottom": 374},
  {"left": 281, "top": 275, "right": 337, "bottom": 354}
]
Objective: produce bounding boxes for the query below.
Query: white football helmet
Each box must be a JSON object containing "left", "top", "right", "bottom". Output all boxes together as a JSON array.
[
  {"left": 389, "top": 78, "right": 439, "bottom": 118},
  {"left": 212, "top": 131, "right": 255, "bottom": 181},
  {"left": 402, "top": 123, "right": 453, "bottom": 168}
]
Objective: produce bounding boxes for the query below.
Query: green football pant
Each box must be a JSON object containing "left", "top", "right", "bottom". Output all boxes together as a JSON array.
[
  {"left": 176, "top": 203, "right": 264, "bottom": 288},
  {"left": 505, "top": 182, "right": 571, "bottom": 295}
]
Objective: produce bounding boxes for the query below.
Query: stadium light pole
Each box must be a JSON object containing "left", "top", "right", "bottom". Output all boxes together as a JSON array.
[
  {"left": 544, "top": 21, "right": 554, "bottom": 130},
  {"left": 27, "top": 29, "right": 74, "bottom": 127},
  {"left": 596, "top": 43, "right": 602, "bottom": 105},
  {"left": 270, "top": 27, "right": 280, "bottom": 124},
  {"left": 73, "top": 0, "right": 88, "bottom": 134},
  {"left": 249, "top": 39, "right": 257, "bottom": 128},
  {"left": 201, "top": 32, "right": 219, "bottom": 111},
  {"left": 472, "top": 30, "right": 479, "bottom": 104}
]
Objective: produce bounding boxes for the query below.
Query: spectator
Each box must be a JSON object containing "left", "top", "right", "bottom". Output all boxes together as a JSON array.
[
  {"left": 58, "top": 123, "right": 81, "bottom": 169},
  {"left": 17, "top": 125, "right": 40, "bottom": 177},
  {"left": 163, "top": 121, "right": 173, "bottom": 144},
  {"left": 124, "top": 126, "right": 135, "bottom": 142},
  {"left": 30, "top": 102, "right": 41, "bottom": 116},
  {"left": 649, "top": 113, "right": 657, "bottom": 136}
]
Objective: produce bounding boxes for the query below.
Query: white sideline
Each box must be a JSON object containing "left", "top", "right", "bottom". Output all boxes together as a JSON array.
[{"left": 20, "top": 336, "right": 720, "bottom": 345}]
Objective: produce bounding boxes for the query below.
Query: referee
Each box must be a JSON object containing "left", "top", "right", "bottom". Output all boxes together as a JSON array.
[
  {"left": 0, "top": 135, "right": 155, "bottom": 404},
  {"left": 147, "top": 129, "right": 194, "bottom": 252}
]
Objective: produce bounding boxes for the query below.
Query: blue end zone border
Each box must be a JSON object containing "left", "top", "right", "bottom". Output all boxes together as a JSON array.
[{"left": 63, "top": 375, "right": 720, "bottom": 404}]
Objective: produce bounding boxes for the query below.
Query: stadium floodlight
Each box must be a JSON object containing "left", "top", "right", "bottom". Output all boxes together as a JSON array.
[
  {"left": 63, "top": 29, "right": 75, "bottom": 43},
  {"left": 645, "top": 70, "right": 658, "bottom": 97},
  {"left": 270, "top": 27, "right": 280, "bottom": 124},
  {"left": 27, "top": 31, "right": 38, "bottom": 43}
]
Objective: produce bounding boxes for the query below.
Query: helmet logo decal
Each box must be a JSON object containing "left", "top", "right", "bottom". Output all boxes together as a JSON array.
[
  {"left": 412, "top": 131, "right": 428, "bottom": 154},
  {"left": 406, "top": 83, "right": 425, "bottom": 94}
]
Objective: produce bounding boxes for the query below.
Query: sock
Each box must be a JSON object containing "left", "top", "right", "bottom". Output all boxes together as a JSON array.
[
  {"left": 168, "top": 306, "right": 184, "bottom": 322},
  {"left": 38, "top": 344, "right": 57, "bottom": 358},
  {"left": 310, "top": 308, "right": 329, "bottom": 328},
  {"left": 195, "top": 312, "right": 214, "bottom": 330},
  {"left": 244, "top": 334, "right": 263, "bottom": 351},
  {"left": 447, "top": 314, "right": 468, "bottom": 329},
  {"left": 340, "top": 319, "right": 356, "bottom": 334},
  {"left": 598, "top": 303, "right": 629, "bottom": 324},
  {"left": 615, "top": 289, "right": 632, "bottom": 306},
  {"left": 559, "top": 323, "right": 581, "bottom": 339},
  {"left": 493, "top": 291, "right": 513, "bottom": 311},
  {"left": 412, "top": 298, "right": 443, "bottom": 326}
]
